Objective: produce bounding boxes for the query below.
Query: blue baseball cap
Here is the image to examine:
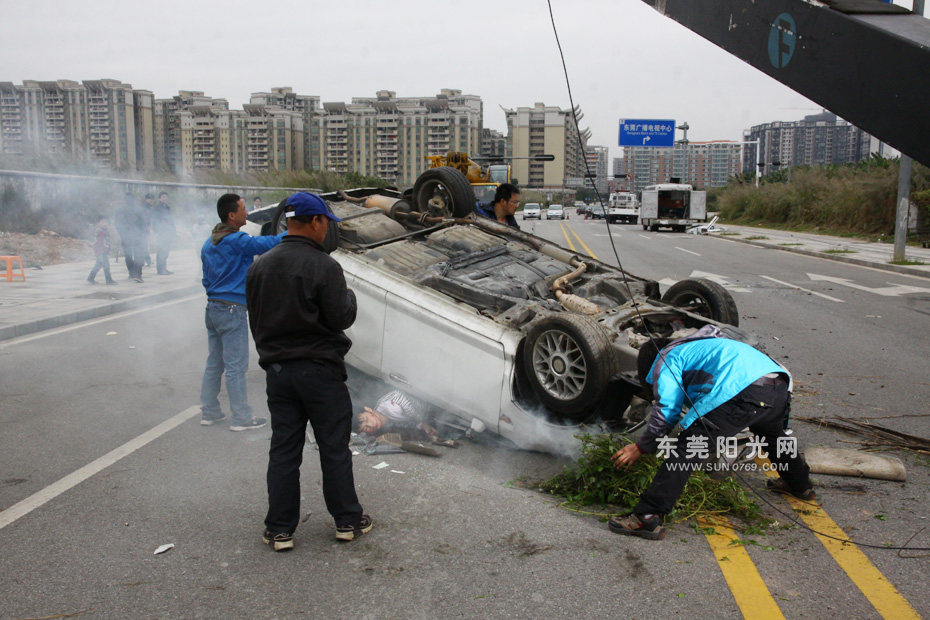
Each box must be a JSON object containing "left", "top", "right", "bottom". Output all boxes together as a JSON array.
[{"left": 284, "top": 192, "right": 341, "bottom": 222}]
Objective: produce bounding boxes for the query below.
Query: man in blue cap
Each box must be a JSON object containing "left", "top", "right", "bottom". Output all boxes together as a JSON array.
[{"left": 246, "top": 192, "right": 372, "bottom": 551}]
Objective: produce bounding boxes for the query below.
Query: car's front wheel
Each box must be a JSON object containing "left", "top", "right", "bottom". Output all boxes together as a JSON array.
[
  {"left": 522, "top": 314, "right": 616, "bottom": 416},
  {"left": 661, "top": 278, "right": 739, "bottom": 327}
]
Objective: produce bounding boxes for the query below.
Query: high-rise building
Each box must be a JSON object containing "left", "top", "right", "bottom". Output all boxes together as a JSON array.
[
  {"left": 154, "top": 91, "right": 229, "bottom": 173},
  {"left": 504, "top": 102, "right": 590, "bottom": 191},
  {"left": 621, "top": 141, "right": 743, "bottom": 191},
  {"left": 743, "top": 111, "right": 874, "bottom": 175},
  {"left": 584, "top": 145, "right": 608, "bottom": 194},
  {"left": 250, "top": 87, "right": 322, "bottom": 171},
  {"left": 481, "top": 128, "right": 506, "bottom": 160},
  {"left": 0, "top": 78, "right": 142, "bottom": 170}
]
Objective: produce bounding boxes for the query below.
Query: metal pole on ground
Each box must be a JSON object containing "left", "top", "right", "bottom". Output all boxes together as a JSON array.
[{"left": 893, "top": 155, "right": 913, "bottom": 262}]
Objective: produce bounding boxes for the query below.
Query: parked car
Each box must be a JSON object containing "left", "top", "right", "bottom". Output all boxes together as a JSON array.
[
  {"left": 522, "top": 203, "right": 541, "bottom": 220},
  {"left": 258, "top": 167, "right": 748, "bottom": 453},
  {"left": 546, "top": 204, "right": 565, "bottom": 220},
  {"left": 588, "top": 205, "right": 606, "bottom": 220}
]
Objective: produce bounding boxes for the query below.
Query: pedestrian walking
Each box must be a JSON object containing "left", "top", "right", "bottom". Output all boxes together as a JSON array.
[
  {"left": 114, "top": 193, "right": 147, "bottom": 282},
  {"left": 86, "top": 215, "right": 117, "bottom": 285},
  {"left": 153, "top": 192, "right": 176, "bottom": 275},
  {"left": 199, "top": 193, "right": 284, "bottom": 431},
  {"left": 246, "top": 192, "right": 371, "bottom": 551}
]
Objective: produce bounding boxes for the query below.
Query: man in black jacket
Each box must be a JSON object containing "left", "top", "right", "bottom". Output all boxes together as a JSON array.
[{"left": 246, "top": 192, "right": 371, "bottom": 551}]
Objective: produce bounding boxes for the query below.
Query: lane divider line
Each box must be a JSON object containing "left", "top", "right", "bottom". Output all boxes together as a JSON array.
[
  {"left": 699, "top": 515, "right": 786, "bottom": 619},
  {"left": 638, "top": 234, "right": 651, "bottom": 240},
  {"left": 559, "top": 223, "right": 576, "bottom": 252},
  {"left": 0, "top": 406, "right": 202, "bottom": 530},
  {"left": 757, "top": 460, "right": 920, "bottom": 619},
  {"left": 759, "top": 275, "right": 844, "bottom": 303},
  {"left": 675, "top": 247, "right": 702, "bottom": 257},
  {"left": 566, "top": 225, "right": 598, "bottom": 260}
]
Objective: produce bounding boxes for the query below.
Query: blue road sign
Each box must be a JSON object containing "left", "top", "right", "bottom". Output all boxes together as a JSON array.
[{"left": 618, "top": 119, "right": 676, "bottom": 148}]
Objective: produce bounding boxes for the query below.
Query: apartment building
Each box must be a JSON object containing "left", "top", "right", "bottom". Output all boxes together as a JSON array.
[
  {"left": 504, "top": 102, "right": 590, "bottom": 191},
  {"left": 481, "top": 128, "right": 506, "bottom": 160},
  {"left": 620, "top": 141, "right": 743, "bottom": 191},
  {"left": 154, "top": 91, "right": 229, "bottom": 173},
  {"left": 743, "top": 111, "right": 873, "bottom": 175},
  {"left": 0, "top": 79, "right": 141, "bottom": 170},
  {"left": 250, "top": 87, "right": 322, "bottom": 171},
  {"left": 584, "top": 145, "right": 608, "bottom": 194}
]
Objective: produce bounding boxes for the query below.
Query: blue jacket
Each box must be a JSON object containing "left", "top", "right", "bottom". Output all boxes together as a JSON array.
[
  {"left": 201, "top": 228, "right": 284, "bottom": 305},
  {"left": 637, "top": 325, "right": 790, "bottom": 454},
  {"left": 475, "top": 203, "right": 520, "bottom": 229}
]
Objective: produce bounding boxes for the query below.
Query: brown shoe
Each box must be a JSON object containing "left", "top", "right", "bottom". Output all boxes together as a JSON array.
[{"left": 608, "top": 512, "right": 666, "bottom": 540}]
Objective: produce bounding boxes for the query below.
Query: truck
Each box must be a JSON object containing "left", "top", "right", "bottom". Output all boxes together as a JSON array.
[
  {"left": 640, "top": 183, "right": 706, "bottom": 232},
  {"left": 607, "top": 191, "right": 639, "bottom": 224}
]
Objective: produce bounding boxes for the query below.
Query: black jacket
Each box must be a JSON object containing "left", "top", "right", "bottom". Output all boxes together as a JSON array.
[{"left": 246, "top": 235, "right": 356, "bottom": 376}]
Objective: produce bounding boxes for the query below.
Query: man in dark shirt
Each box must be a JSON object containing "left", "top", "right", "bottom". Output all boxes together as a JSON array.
[
  {"left": 475, "top": 183, "right": 521, "bottom": 228},
  {"left": 246, "top": 192, "right": 371, "bottom": 551}
]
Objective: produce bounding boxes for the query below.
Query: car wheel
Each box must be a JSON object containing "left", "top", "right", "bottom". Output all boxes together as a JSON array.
[
  {"left": 272, "top": 200, "right": 339, "bottom": 252},
  {"left": 661, "top": 278, "right": 739, "bottom": 327},
  {"left": 412, "top": 167, "right": 475, "bottom": 218},
  {"left": 522, "top": 314, "right": 616, "bottom": 416}
]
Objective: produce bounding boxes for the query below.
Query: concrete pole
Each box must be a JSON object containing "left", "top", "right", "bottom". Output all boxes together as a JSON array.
[
  {"left": 893, "top": 155, "right": 912, "bottom": 262},
  {"left": 755, "top": 140, "right": 760, "bottom": 188}
]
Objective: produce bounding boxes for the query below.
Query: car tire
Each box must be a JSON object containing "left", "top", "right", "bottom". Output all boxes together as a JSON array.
[
  {"left": 412, "top": 167, "right": 475, "bottom": 218},
  {"left": 661, "top": 278, "right": 739, "bottom": 327},
  {"left": 522, "top": 314, "right": 616, "bottom": 416},
  {"left": 271, "top": 199, "right": 339, "bottom": 252}
]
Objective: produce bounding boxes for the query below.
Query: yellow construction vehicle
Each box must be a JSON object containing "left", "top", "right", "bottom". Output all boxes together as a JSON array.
[{"left": 425, "top": 151, "right": 553, "bottom": 207}]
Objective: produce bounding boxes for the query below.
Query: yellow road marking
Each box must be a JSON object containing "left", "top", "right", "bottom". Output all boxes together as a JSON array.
[
  {"left": 758, "top": 460, "right": 920, "bottom": 619},
  {"left": 564, "top": 224, "right": 598, "bottom": 259},
  {"left": 559, "top": 223, "right": 576, "bottom": 251},
  {"left": 700, "top": 516, "right": 786, "bottom": 619}
]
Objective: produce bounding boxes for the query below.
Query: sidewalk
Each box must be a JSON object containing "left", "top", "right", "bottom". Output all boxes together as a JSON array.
[
  {"left": 0, "top": 249, "right": 203, "bottom": 342},
  {"left": 707, "top": 224, "right": 930, "bottom": 278},
  {"left": 2, "top": 226, "right": 930, "bottom": 343}
]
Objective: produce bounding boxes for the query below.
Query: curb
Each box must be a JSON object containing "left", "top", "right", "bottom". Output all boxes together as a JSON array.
[
  {"left": 0, "top": 284, "right": 202, "bottom": 342},
  {"left": 712, "top": 235, "right": 930, "bottom": 279}
]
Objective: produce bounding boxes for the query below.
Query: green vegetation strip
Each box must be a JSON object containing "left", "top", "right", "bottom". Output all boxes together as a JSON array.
[
  {"left": 538, "top": 434, "right": 767, "bottom": 526},
  {"left": 822, "top": 249, "right": 857, "bottom": 254}
]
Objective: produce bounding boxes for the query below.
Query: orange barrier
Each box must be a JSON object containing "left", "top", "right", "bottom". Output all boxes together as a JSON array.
[{"left": 0, "top": 255, "right": 25, "bottom": 282}]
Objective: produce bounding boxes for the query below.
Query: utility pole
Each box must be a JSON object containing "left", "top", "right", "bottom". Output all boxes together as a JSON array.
[{"left": 892, "top": 0, "right": 922, "bottom": 262}]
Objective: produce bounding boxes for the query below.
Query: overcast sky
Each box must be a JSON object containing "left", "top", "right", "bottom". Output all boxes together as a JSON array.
[{"left": 2, "top": 0, "right": 920, "bottom": 163}]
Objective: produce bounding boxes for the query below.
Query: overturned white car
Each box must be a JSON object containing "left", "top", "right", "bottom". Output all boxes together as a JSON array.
[{"left": 254, "top": 167, "right": 749, "bottom": 452}]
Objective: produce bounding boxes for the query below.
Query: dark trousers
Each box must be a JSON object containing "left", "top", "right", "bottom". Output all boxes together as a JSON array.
[
  {"left": 635, "top": 380, "right": 811, "bottom": 516},
  {"left": 122, "top": 241, "right": 145, "bottom": 278},
  {"left": 264, "top": 359, "right": 363, "bottom": 533},
  {"left": 156, "top": 236, "right": 171, "bottom": 273}
]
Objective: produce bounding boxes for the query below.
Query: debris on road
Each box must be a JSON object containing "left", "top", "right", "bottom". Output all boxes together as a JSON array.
[
  {"left": 372, "top": 462, "right": 389, "bottom": 470},
  {"left": 153, "top": 543, "right": 174, "bottom": 555},
  {"left": 805, "top": 446, "right": 906, "bottom": 481},
  {"left": 798, "top": 415, "right": 930, "bottom": 456}
]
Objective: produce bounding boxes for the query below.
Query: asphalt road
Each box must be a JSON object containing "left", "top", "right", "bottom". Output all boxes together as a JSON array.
[{"left": 1, "top": 218, "right": 928, "bottom": 619}]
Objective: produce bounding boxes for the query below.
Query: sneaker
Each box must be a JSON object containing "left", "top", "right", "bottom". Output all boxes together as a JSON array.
[
  {"left": 87, "top": 278, "right": 98, "bottom": 284},
  {"left": 105, "top": 280, "right": 118, "bottom": 285},
  {"left": 230, "top": 417, "right": 267, "bottom": 431},
  {"left": 262, "top": 530, "right": 294, "bottom": 552},
  {"left": 608, "top": 512, "right": 666, "bottom": 540},
  {"left": 133, "top": 277, "right": 144, "bottom": 283},
  {"left": 200, "top": 413, "right": 227, "bottom": 426},
  {"left": 766, "top": 478, "right": 816, "bottom": 501},
  {"left": 335, "top": 515, "right": 373, "bottom": 542}
]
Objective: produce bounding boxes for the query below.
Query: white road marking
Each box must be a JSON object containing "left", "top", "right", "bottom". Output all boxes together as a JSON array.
[
  {"left": 761, "top": 275, "right": 844, "bottom": 302},
  {"left": 689, "top": 271, "right": 753, "bottom": 293},
  {"left": 638, "top": 234, "right": 651, "bottom": 240},
  {"left": 0, "top": 294, "right": 202, "bottom": 349},
  {"left": 807, "top": 273, "right": 930, "bottom": 297},
  {"left": 0, "top": 406, "right": 201, "bottom": 530},
  {"left": 675, "top": 247, "right": 702, "bottom": 257}
]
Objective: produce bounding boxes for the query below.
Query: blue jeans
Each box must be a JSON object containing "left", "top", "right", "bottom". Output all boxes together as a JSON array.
[{"left": 200, "top": 301, "right": 253, "bottom": 424}]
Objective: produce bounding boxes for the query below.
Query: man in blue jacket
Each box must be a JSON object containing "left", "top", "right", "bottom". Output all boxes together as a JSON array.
[
  {"left": 199, "top": 193, "right": 284, "bottom": 430},
  {"left": 609, "top": 325, "right": 814, "bottom": 540}
]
